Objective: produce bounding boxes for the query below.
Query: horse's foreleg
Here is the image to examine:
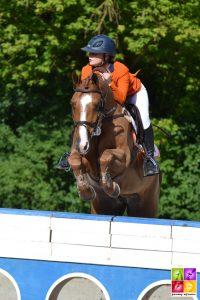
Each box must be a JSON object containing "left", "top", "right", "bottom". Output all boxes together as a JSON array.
[
  {"left": 68, "top": 152, "right": 96, "bottom": 201},
  {"left": 100, "top": 149, "right": 126, "bottom": 198}
]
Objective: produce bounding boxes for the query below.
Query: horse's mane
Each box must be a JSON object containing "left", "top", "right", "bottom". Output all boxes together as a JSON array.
[{"left": 81, "top": 71, "right": 114, "bottom": 100}]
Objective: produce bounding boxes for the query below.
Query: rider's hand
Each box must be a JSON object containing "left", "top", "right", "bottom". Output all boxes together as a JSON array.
[{"left": 102, "top": 72, "right": 111, "bottom": 80}]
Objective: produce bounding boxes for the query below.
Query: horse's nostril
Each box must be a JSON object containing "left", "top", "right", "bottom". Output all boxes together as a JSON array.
[{"left": 83, "top": 143, "right": 88, "bottom": 151}]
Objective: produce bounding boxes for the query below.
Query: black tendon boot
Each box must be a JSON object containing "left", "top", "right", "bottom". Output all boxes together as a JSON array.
[{"left": 143, "top": 125, "right": 159, "bottom": 176}]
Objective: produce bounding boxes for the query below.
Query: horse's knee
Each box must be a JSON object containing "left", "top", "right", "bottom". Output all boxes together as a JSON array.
[
  {"left": 99, "top": 151, "right": 113, "bottom": 167},
  {"left": 68, "top": 154, "right": 81, "bottom": 170},
  {"left": 68, "top": 152, "right": 88, "bottom": 175}
]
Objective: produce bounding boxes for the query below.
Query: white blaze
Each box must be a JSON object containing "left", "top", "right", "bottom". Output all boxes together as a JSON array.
[{"left": 79, "top": 94, "right": 92, "bottom": 153}]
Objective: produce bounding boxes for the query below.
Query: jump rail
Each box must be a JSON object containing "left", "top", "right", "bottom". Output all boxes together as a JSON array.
[{"left": 0, "top": 208, "right": 199, "bottom": 300}]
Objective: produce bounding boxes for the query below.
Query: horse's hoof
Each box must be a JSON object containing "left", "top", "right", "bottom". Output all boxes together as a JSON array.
[
  {"left": 110, "top": 182, "right": 120, "bottom": 199},
  {"left": 78, "top": 185, "right": 96, "bottom": 201}
]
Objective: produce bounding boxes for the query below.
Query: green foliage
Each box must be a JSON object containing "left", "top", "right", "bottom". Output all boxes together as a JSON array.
[
  {"left": 1, "top": 0, "right": 199, "bottom": 126},
  {"left": 153, "top": 120, "right": 200, "bottom": 221},
  {"left": 119, "top": 0, "right": 200, "bottom": 125},
  {"left": 0, "top": 120, "right": 90, "bottom": 212},
  {"left": 0, "top": 121, "right": 74, "bottom": 211},
  {"left": 0, "top": 0, "right": 199, "bottom": 220},
  {"left": 0, "top": 0, "right": 94, "bottom": 127}
]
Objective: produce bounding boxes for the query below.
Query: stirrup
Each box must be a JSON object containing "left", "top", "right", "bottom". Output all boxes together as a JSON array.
[
  {"left": 56, "top": 152, "right": 71, "bottom": 172},
  {"left": 143, "top": 157, "right": 159, "bottom": 177}
]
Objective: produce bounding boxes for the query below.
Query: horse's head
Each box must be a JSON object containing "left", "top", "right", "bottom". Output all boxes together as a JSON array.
[{"left": 71, "top": 71, "right": 114, "bottom": 155}]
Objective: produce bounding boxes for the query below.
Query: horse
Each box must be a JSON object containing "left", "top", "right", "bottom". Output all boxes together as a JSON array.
[{"left": 68, "top": 71, "right": 160, "bottom": 217}]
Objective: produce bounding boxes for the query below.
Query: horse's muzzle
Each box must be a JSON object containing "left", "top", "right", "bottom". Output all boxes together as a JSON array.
[{"left": 76, "top": 138, "right": 90, "bottom": 155}]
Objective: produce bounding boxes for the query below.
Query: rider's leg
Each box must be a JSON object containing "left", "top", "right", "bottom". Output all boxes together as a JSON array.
[
  {"left": 142, "top": 124, "right": 159, "bottom": 176},
  {"left": 126, "top": 84, "right": 159, "bottom": 176}
]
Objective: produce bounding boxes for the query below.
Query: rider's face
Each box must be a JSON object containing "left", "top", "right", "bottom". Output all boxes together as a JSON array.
[{"left": 88, "top": 52, "right": 104, "bottom": 67}]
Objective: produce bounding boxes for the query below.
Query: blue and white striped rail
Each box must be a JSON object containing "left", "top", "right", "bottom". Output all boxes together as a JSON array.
[{"left": 0, "top": 208, "right": 199, "bottom": 300}]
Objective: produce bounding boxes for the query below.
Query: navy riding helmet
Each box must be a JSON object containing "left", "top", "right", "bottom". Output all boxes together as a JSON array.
[{"left": 81, "top": 34, "right": 116, "bottom": 56}]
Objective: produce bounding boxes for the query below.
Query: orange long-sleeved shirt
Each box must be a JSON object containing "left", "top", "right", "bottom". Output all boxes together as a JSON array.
[{"left": 81, "top": 61, "right": 142, "bottom": 105}]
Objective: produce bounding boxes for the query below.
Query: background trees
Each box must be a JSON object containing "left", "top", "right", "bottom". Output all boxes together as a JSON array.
[{"left": 0, "top": 0, "right": 199, "bottom": 220}]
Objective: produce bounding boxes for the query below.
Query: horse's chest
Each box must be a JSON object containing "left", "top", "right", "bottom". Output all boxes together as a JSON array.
[{"left": 100, "top": 124, "right": 126, "bottom": 147}]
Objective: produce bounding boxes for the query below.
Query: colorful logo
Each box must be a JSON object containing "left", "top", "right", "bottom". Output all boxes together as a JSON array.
[
  {"left": 172, "top": 280, "right": 184, "bottom": 293},
  {"left": 171, "top": 268, "right": 197, "bottom": 296},
  {"left": 184, "top": 280, "right": 196, "bottom": 293},
  {"left": 172, "top": 268, "right": 184, "bottom": 281},
  {"left": 184, "top": 268, "right": 196, "bottom": 280}
]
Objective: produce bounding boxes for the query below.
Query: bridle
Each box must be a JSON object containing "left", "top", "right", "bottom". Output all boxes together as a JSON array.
[{"left": 72, "top": 86, "right": 118, "bottom": 137}]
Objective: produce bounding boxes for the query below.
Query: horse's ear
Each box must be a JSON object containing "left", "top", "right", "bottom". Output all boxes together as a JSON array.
[
  {"left": 91, "top": 73, "right": 99, "bottom": 87},
  {"left": 72, "top": 71, "right": 81, "bottom": 86}
]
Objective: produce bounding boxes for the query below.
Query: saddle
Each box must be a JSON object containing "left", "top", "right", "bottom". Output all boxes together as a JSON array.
[
  {"left": 124, "top": 103, "right": 144, "bottom": 145},
  {"left": 124, "top": 104, "right": 160, "bottom": 159}
]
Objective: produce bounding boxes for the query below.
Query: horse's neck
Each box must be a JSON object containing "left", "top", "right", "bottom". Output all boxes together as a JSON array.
[
  {"left": 115, "top": 103, "right": 124, "bottom": 114},
  {"left": 104, "top": 88, "right": 123, "bottom": 113}
]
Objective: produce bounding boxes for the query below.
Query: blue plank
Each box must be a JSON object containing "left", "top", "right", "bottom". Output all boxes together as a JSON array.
[
  {"left": 51, "top": 211, "right": 113, "bottom": 221},
  {"left": 1, "top": 208, "right": 200, "bottom": 227},
  {"left": 0, "top": 208, "right": 113, "bottom": 221},
  {"left": 113, "top": 215, "right": 200, "bottom": 228},
  {"left": 0, "top": 208, "right": 53, "bottom": 217}
]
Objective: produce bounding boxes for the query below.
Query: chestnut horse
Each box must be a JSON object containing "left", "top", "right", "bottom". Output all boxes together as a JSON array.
[{"left": 68, "top": 72, "right": 160, "bottom": 217}]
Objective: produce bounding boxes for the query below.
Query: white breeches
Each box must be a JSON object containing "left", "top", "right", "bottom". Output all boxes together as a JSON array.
[{"left": 126, "top": 84, "right": 151, "bottom": 130}]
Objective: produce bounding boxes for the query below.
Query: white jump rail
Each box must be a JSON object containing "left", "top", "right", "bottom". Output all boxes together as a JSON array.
[{"left": 0, "top": 208, "right": 200, "bottom": 271}]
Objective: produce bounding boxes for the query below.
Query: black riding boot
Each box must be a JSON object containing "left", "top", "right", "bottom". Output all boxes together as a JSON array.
[{"left": 143, "top": 125, "right": 159, "bottom": 176}]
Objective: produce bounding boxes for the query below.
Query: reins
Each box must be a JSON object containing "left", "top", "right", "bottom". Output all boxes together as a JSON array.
[
  {"left": 74, "top": 88, "right": 102, "bottom": 94},
  {"left": 152, "top": 123, "right": 172, "bottom": 138},
  {"left": 104, "top": 111, "right": 125, "bottom": 121}
]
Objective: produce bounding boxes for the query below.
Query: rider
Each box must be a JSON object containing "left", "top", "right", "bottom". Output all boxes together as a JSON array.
[{"left": 81, "top": 34, "right": 159, "bottom": 177}]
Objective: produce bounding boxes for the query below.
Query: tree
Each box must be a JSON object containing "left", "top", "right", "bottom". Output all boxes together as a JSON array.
[
  {"left": 154, "top": 119, "right": 200, "bottom": 221},
  {"left": 0, "top": 120, "right": 90, "bottom": 212}
]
